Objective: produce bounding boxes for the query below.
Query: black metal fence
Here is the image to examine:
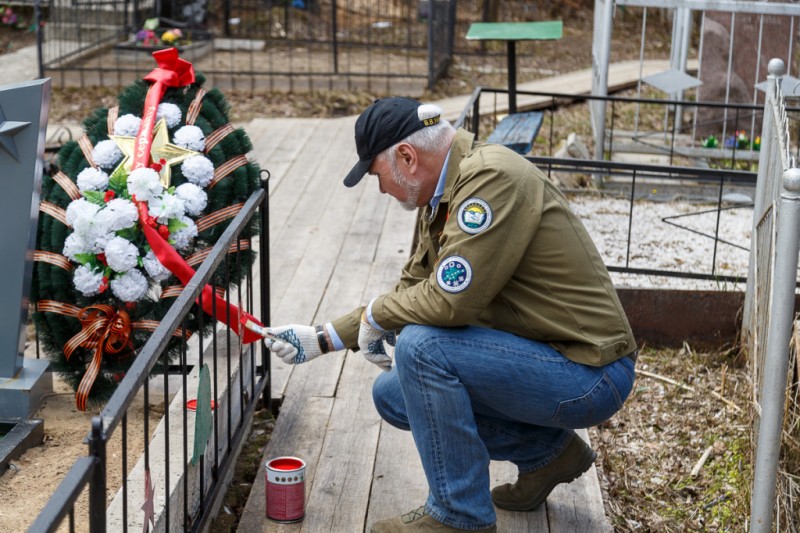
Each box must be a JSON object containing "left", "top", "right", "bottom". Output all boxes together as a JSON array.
[
  {"left": 455, "top": 86, "right": 785, "bottom": 169},
  {"left": 34, "top": 0, "right": 461, "bottom": 93},
  {"left": 31, "top": 0, "right": 574, "bottom": 94},
  {"left": 29, "top": 181, "right": 271, "bottom": 532},
  {"left": 454, "top": 87, "right": 778, "bottom": 284},
  {"left": 530, "top": 156, "right": 756, "bottom": 284}
]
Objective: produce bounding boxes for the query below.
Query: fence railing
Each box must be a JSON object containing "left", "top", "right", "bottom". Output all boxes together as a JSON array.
[
  {"left": 528, "top": 156, "right": 755, "bottom": 284},
  {"left": 29, "top": 181, "right": 271, "bottom": 532},
  {"left": 455, "top": 85, "right": 800, "bottom": 170},
  {"left": 742, "top": 58, "right": 800, "bottom": 533}
]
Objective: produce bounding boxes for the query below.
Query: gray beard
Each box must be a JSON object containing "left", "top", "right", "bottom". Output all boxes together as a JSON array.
[{"left": 390, "top": 161, "right": 422, "bottom": 211}]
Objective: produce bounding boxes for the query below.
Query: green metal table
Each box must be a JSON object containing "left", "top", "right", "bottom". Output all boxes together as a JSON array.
[{"left": 466, "top": 21, "right": 563, "bottom": 114}]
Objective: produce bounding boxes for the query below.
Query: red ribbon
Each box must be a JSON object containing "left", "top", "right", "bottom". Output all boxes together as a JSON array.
[
  {"left": 134, "top": 50, "right": 263, "bottom": 344},
  {"left": 137, "top": 203, "right": 261, "bottom": 343},
  {"left": 132, "top": 48, "right": 196, "bottom": 171}
]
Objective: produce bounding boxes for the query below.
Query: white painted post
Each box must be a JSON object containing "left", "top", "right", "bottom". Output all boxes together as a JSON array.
[{"left": 749, "top": 165, "right": 800, "bottom": 533}]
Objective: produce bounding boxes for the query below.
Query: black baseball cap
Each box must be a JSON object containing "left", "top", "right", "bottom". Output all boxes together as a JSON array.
[{"left": 343, "top": 97, "right": 442, "bottom": 187}]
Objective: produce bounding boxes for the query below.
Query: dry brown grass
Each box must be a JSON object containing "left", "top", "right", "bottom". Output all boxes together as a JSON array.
[{"left": 592, "top": 345, "right": 752, "bottom": 531}]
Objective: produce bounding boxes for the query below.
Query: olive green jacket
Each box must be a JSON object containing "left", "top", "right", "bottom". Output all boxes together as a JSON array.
[{"left": 331, "top": 129, "right": 636, "bottom": 366}]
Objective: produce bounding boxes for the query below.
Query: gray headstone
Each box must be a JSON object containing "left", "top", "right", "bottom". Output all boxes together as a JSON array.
[{"left": 0, "top": 78, "right": 52, "bottom": 418}]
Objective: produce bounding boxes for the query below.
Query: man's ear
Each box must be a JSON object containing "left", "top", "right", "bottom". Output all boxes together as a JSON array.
[{"left": 396, "top": 143, "right": 417, "bottom": 171}]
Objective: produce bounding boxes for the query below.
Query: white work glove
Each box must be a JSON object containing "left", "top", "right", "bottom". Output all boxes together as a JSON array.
[
  {"left": 358, "top": 314, "right": 392, "bottom": 372},
  {"left": 253, "top": 323, "right": 324, "bottom": 365}
]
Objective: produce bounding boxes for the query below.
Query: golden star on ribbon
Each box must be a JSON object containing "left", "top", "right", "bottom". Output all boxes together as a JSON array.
[{"left": 109, "top": 118, "right": 200, "bottom": 187}]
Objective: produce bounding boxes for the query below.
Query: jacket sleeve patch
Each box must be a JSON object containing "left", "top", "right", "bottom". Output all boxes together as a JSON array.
[
  {"left": 457, "top": 197, "right": 493, "bottom": 234},
  {"left": 436, "top": 256, "right": 472, "bottom": 293}
]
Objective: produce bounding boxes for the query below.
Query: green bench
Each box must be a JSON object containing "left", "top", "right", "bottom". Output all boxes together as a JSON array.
[{"left": 486, "top": 111, "right": 544, "bottom": 155}]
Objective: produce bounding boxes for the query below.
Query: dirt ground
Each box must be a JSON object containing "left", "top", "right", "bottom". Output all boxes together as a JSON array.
[
  {"left": 0, "top": 8, "right": 758, "bottom": 533},
  {"left": 0, "top": 373, "right": 163, "bottom": 533}
]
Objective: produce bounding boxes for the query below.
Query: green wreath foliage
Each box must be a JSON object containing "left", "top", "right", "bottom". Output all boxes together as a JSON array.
[{"left": 32, "top": 72, "right": 261, "bottom": 405}]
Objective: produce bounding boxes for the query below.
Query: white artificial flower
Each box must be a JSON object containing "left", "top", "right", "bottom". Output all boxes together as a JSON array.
[
  {"left": 181, "top": 155, "right": 214, "bottom": 188},
  {"left": 91, "top": 231, "right": 116, "bottom": 253},
  {"left": 127, "top": 167, "right": 163, "bottom": 202},
  {"left": 149, "top": 192, "right": 186, "bottom": 223},
  {"left": 73, "top": 265, "right": 105, "bottom": 297},
  {"left": 170, "top": 216, "right": 198, "bottom": 250},
  {"left": 65, "top": 200, "right": 113, "bottom": 253},
  {"left": 104, "top": 236, "right": 139, "bottom": 273},
  {"left": 65, "top": 198, "right": 101, "bottom": 228},
  {"left": 143, "top": 250, "right": 171, "bottom": 282},
  {"left": 95, "top": 198, "right": 139, "bottom": 232},
  {"left": 157, "top": 103, "right": 182, "bottom": 128},
  {"left": 173, "top": 125, "right": 205, "bottom": 152},
  {"left": 76, "top": 167, "right": 109, "bottom": 193},
  {"left": 92, "top": 140, "right": 123, "bottom": 169},
  {"left": 114, "top": 114, "right": 142, "bottom": 136},
  {"left": 110, "top": 268, "right": 149, "bottom": 302},
  {"left": 175, "top": 182, "right": 207, "bottom": 216},
  {"left": 63, "top": 232, "right": 92, "bottom": 262}
]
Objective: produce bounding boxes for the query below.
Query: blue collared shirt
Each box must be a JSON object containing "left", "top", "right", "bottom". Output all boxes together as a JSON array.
[{"left": 428, "top": 150, "right": 451, "bottom": 218}]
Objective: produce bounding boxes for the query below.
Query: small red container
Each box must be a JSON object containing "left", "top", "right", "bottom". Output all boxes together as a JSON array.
[{"left": 265, "top": 456, "right": 306, "bottom": 523}]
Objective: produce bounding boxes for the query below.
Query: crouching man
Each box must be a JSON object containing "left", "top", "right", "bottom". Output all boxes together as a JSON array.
[{"left": 260, "top": 97, "right": 637, "bottom": 532}]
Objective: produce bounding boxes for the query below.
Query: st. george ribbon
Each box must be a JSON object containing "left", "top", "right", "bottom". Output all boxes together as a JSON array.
[{"left": 133, "top": 48, "right": 263, "bottom": 344}]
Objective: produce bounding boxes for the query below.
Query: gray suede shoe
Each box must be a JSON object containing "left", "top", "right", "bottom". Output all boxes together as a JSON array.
[
  {"left": 370, "top": 506, "right": 497, "bottom": 533},
  {"left": 491, "top": 433, "right": 597, "bottom": 512}
]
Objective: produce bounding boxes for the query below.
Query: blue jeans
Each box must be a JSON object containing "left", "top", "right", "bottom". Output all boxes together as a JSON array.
[{"left": 372, "top": 325, "right": 635, "bottom": 530}]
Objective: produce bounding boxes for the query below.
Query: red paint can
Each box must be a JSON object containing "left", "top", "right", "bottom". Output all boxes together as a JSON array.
[{"left": 265, "top": 456, "right": 306, "bottom": 523}]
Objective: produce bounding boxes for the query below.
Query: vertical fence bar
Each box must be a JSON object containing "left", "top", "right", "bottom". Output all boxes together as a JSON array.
[
  {"left": 121, "top": 414, "right": 128, "bottom": 531},
  {"left": 626, "top": 168, "right": 637, "bottom": 268},
  {"left": 592, "top": 0, "right": 614, "bottom": 161},
  {"left": 162, "top": 347, "right": 170, "bottom": 532},
  {"left": 749, "top": 166, "right": 800, "bottom": 533},
  {"left": 88, "top": 417, "right": 106, "bottom": 533},
  {"left": 427, "top": 0, "right": 434, "bottom": 90},
  {"left": 35, "top": 0, "right": 44, "bottom": 79},
  {"left": 711, "top": 176, "right": 724, "bottom": 276},
  {"left": 332, "top": 0, "right": 338, "bottom": 74},
  {"left": 260, "top": 171, "right": 271, "bottom": 410},
  {"left": 744, "top": 59, "right": 783, "bottom": 340},
  {"left": 181, "top": 316, "right": 189, "bottom": 529}
]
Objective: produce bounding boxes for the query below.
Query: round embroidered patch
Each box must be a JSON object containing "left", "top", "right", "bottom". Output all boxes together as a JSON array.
[
  {"left": 457, "top": 198, "right": 492, "bottom": 234},
  {"left": 436, "top": 256, "right": 473, "bottom": 293}
]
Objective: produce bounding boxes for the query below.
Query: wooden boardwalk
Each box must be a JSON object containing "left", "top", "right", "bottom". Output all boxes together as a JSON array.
[{"left": 235, "top": 114, "right": 611, "bottom": 532}]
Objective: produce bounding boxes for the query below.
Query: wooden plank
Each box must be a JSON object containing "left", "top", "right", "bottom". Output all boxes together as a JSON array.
[
  {"left": 237, "top": 395, "right": 334, "bottom": 533},
  {"left": 362, "top": 200, "right": 426, "bottom": 527},
  {"left": 246, "top": 117, "right": 296, "bottom": 174},
  {"left": 257, "top": 118, "right": 323, "bottom": 193},
  {"left": 367, "top": 421, "right": 427, "bottom": 528},
  {"left": 299, "top": 350, "right": 384, "bottom": 532},
  {"left": 307, "top": 192, "right": 418, "bottom": 529},
  {"left": 260, "top": 118, "right": 358, "bottom": 397},
  {"left": 267, "top": 118, "right": 355, "bottom": 316},
  {"left": 546, "top": 429, "right": 612, "bottom": 532},
  {"left": 435, "top": 59, "right": 698, "bottom": 122},
  {"left": 278, "top": 177, "right": 405, "bottom": 397}
]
